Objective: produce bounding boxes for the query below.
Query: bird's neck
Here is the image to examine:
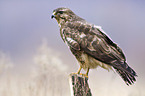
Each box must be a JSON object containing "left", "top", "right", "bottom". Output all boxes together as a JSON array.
[{"left": 58, "top": 19, "right": 66, "bottom": 28}]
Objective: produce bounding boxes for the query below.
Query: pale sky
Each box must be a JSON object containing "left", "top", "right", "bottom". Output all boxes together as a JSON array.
[{"left": 0, "top": 0, "right": 145, "bottom": 96}]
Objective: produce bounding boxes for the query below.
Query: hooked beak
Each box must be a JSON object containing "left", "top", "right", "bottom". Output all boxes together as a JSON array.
[{"left": 51, "top": 15, "right": 55, "bottom": 19}]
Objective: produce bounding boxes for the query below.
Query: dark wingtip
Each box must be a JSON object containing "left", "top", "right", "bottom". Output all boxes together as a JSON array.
[{"left": 113, "top": 66, "right": 137, "bottom": 86}]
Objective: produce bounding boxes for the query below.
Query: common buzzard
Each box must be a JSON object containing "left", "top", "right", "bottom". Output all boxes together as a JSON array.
[{"left": 51, "top": 7, "right": 137, "bottom": 85}]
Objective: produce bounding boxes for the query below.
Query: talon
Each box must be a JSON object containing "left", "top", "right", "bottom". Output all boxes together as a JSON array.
[
  {"left": 80, "top": 73, "right": 88, "bottom": 78},
  {"left": 70, "top": 67, "right": 89, "bottom": 78}
]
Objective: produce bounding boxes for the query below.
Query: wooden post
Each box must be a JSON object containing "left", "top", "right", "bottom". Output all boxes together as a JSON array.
[{"left": 69, "top": 74, "right": 92, "bottom": 96}]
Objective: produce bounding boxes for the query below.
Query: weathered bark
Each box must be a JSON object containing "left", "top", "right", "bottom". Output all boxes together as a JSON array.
[{"left": 69, "top": 74, "right": 92, "bottom": 96}]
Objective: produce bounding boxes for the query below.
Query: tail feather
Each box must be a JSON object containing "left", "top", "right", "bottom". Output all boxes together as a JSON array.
[{"left": 113, "top": 62, "right": 137, "bottom": 85}]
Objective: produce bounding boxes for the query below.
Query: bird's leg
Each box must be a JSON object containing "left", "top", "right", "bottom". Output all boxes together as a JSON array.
[
  {"left": 80, "top": 68, "right": 89, "bottom": 78},
  {"left": 76, "top": 66, "right": 82, "bottom": 74},
  {"left": 71, "top": 66, "right": 82, "bottom": 75},
  {"left": 71, "top": 67, "right": 89, "bottom": 78},
  {"left": 86, "top": 68, "right": 90, "bottom": 76}
]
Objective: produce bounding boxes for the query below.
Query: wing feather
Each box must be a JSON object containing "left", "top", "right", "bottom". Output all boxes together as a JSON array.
[
  {"left": 62, "top": 21, "right": 137, "bottom": 85},
  {"left": 66, "top": 37, "right": 80, "bottom": 50},
  {"left": 62, "top": 21, "right": 126, "bottom": 64}
]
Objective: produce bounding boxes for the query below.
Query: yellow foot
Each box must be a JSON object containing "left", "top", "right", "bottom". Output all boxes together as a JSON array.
[
  {"left": 70, "top": 73, "right": 88, "bottom": 78},
  {"left": 80, "top": 73, "right": 88, "bottom": 78},
  {"left": 70, "top": 72, "right": 79, "bottom": 76}
]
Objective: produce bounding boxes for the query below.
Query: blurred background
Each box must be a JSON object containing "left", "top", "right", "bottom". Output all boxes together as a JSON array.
[{"left": 0, "top": 0, "right": 145, "bottom": 96}]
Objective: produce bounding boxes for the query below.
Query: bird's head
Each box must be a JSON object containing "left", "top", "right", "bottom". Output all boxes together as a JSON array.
[{"left": 51, "top": 7, "right": 76, "bottom": 25}]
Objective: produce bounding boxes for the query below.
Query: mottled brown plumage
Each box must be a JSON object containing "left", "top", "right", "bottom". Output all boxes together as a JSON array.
[{"left": 51, "top": 7, "right": 137, "bottom": 85}]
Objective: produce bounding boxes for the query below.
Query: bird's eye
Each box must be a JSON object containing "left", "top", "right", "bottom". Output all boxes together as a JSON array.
[{"left": 59, "top": 11, "right": 63, "bottom": 14}]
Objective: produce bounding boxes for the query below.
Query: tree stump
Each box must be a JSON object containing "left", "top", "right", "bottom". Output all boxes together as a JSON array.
[{"left": 69, "top": 74, "right": 92, "bottom": 96}]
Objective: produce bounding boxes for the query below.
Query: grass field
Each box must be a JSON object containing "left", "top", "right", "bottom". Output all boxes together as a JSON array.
[
  {"left": 0, "top": 42, "right": 70, "bottom": 96},
  {"left": 0, "top": 41, "right": 144, "bottom": 96}
]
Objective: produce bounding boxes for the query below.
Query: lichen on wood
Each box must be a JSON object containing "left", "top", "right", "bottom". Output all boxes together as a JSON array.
[{"left": 69, "top": 74, "right": 92, "bottom": 96}]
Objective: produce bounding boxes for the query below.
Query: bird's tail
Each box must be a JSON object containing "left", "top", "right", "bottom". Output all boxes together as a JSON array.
[{"left": 113, "top": 62, "right": 137, "bottom": 85}]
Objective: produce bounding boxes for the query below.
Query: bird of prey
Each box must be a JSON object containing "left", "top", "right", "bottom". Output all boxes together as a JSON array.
[{"left": 51, "top": 7, "right": 137, "bottom": 85}]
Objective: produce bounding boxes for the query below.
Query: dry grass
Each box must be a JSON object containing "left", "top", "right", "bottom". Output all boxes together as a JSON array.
[
  {"left": 0, "top": 40, "right": 144, "bottom": 96},
  {"left": 0, "top": 41, "right": 69, "bottom": 96}
]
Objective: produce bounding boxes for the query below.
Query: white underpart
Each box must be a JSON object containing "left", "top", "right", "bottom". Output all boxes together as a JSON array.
[{"left": 80, "top": 53, "right": 113, "bottom": 71}]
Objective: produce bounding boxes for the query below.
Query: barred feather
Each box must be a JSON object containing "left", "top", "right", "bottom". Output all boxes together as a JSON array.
[
  {"left": 112, "top": 61, "right": 137, "bottom": 85},
  {"left": 52, "top": 7, "right": 137, "bottom": 85}
]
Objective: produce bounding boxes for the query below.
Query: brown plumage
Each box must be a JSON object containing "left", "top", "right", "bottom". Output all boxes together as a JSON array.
[{"left": 51, "top": 7, "right": 137, "bottom": 85}]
